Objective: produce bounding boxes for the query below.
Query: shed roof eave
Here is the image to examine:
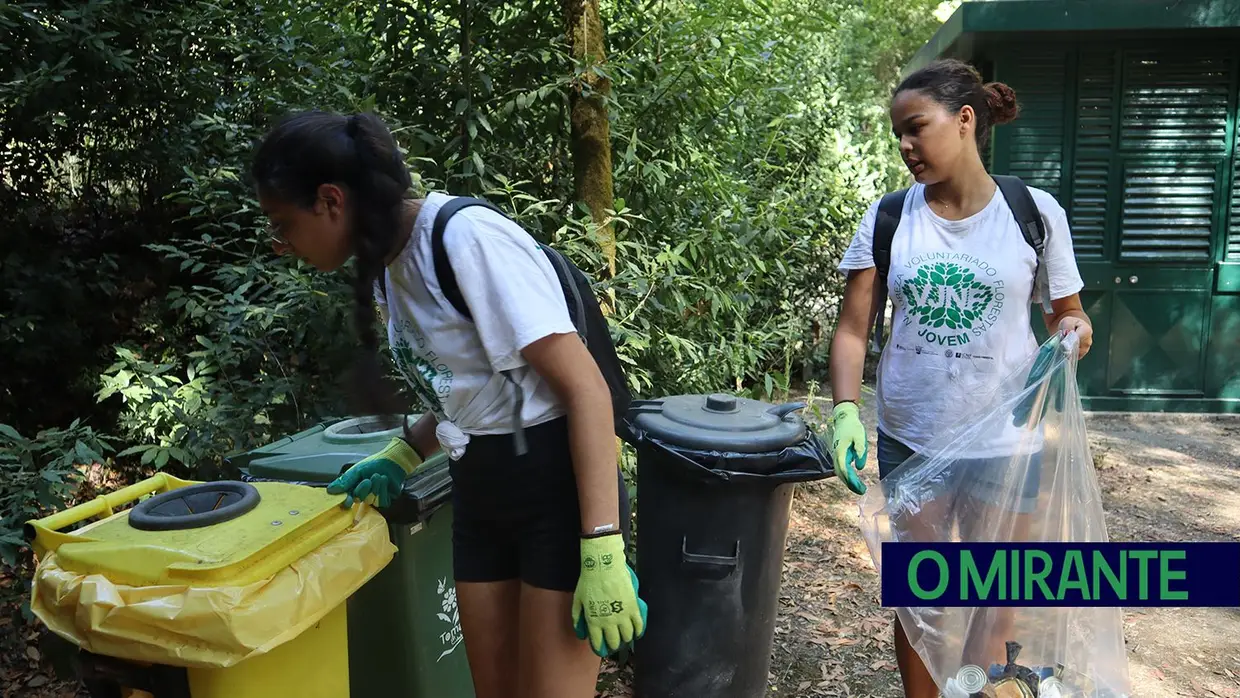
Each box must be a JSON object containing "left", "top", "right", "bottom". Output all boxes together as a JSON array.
[{"left": 903, "top": 0, "right": 1240, "bottom": 77}]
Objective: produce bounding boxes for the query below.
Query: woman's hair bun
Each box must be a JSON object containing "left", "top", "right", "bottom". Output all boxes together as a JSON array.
[{"left": 984, "top": 82, "right": 1020, "bottom": 125}]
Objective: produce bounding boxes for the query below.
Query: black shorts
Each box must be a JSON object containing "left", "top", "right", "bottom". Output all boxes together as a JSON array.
[{"left": 448, "top": 417, "right": 630, "bottom": 592}]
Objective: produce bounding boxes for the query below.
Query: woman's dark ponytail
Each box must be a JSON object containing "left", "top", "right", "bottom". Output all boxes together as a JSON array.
[
  {"left": 252, "top": 111, "right": 414, "bottom": 433},
  {"left": 342, "top": 114, "right": 413, "bottom": 426}
]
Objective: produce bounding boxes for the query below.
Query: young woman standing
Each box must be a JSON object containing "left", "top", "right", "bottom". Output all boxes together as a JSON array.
[
  {"left": 827, "top": 59, "right": 1093, "bottom": 697},
  {"left": 251, "top": 110, "right": 644, "bottom": 698}
]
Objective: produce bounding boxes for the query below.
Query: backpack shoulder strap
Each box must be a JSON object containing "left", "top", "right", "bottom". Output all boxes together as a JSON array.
[
  {"left": 869, "top": 188, "right": 908, "bottom": 353},
  {"left": 430, "top": 196, "right": 511, "bottom": 320},
  {"left": 992, "top": 174, "right": 1055, "bottom": 312},
  {"left": 872, "top": 188, "right": 909, "bottom": 286},
  {"left": 537, "top": 243, "right": 588, "bottom": 342},
  {"left": 991, "top": 175, "right": 1046, "bottom": 256}
]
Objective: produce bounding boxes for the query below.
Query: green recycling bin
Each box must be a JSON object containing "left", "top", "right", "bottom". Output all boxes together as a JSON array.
[{"left": 229, "top": 415, "right": 475, "bottom": 698}]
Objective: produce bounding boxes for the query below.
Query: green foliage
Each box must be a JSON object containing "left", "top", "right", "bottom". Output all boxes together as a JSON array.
[
  {"left": 584, "top": 0, "right": 942, "bottom": 399},
  {"left": 0, "top": 422, "right": 112, "bottom": 637},
  {"left": 1, "top": 0, "right": 372, "bottom": 427},
  {"left": 0, "top": 422, "right": 112, "bottom": 568},
  {"left": 99, "top": 228, "right": 360, "bottom": 477}
]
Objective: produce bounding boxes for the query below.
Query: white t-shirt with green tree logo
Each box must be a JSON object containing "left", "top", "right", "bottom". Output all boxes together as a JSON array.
[
  {"left": 374, "top": 193, "right": 577, "bottom": 457},
  {"left": 838, "top": 183, "right": 1084, "bottom": 457}
]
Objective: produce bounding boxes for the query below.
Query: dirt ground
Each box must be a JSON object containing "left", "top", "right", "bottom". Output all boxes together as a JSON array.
[{"left": 7, "top": 394, "right": 1239, "bottom": 698}]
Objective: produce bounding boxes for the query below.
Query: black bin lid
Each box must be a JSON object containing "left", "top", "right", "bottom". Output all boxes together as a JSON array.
[
  {"left": 629, "top": 393, "right": 808, "bottom": 454},
  {"left": 381, "top": 459, "right": 454, "bottom": 525}
]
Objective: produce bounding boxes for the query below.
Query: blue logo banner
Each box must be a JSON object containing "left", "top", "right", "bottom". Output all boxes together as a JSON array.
[{"left": 880, "top": 542, "right": 1240, "bottom": 607}]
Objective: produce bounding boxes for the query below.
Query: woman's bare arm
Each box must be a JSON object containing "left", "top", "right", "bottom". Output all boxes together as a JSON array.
[
  {"left": 829, "top": 268, "right": 882, "bottom": 404},
  {"left": 521, "top": 332, "right": 619, "bottom": 535}
]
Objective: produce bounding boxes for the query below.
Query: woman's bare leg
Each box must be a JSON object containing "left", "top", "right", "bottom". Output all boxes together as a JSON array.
[
  {"left": 890, "top": 495, "right": 956, "bottom": 698},
  {"left": 456, "top": 580, "right": 522, "bottom": 698},
  {"left": 517, "top": 583, "right": 601, "bottom": 698},
  {"left": 958, "top": 496, "right": 1035, "bottom": 670}
]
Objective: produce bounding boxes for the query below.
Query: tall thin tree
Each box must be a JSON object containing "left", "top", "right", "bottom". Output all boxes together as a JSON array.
[{"left": 564, "top": 0, "right": 616, "bottom": 286}]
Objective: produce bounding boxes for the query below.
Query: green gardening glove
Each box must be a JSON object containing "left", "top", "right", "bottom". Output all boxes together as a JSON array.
[
  {"left": 1012, "top": 335, "right": 1068, "bottom": 428},
  {"left": 326, "top": 437, "right": 424, "bottom": 509},
  {"left": 571, "top": 533, "right": 648, "bottom": 657},
  {"left": 830, "top": 402, "right": 868, "bottom": 495}
]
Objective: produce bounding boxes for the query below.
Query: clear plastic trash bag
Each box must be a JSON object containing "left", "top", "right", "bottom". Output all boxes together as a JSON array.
[{"left": 858, "top": 331, "right": 1132, "bottom": 698}]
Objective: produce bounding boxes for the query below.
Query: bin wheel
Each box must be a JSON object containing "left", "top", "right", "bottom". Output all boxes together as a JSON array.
[{"left": 128, "top": 481, "right": 260, "bottom": 531}]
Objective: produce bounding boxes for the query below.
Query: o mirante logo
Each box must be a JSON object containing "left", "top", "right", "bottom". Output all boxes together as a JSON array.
[{"left": 880, "top": 542, "right": 1240, "bottom": 607}]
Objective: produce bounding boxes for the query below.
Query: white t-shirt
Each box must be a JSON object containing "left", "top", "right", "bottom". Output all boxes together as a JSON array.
[
  {"left": 837, "top": 183, "right": 1084, "bottom": 457},
  {"left": 374, "top": 192, "right": 577, "bottom": 458}
]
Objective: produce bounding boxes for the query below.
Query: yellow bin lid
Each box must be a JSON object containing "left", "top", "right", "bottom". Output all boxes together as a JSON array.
[{"left": 48, "top": 479, "right": 356, "bottom": 587}]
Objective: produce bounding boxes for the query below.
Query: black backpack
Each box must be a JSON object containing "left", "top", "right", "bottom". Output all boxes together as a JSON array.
[
  {"left": 869, "top": 174, "right": 1047, "bottom": 352},
  {"left": 424, "top": 196, "right": 635, "bottom": 452}
]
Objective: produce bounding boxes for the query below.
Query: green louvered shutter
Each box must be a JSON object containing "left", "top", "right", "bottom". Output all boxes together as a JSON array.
[
  {"left": 1117, "top": 161, "right": 1219, "bottom": 260},
  {"left": 1230, "top": 156, "right": 1240, "bottom": 260},
  {"left": 1001, "top": 53, "right": 1066, "bottom": 197},
  {"left": 1117, "top": 51, "right": 1232, "bottom": 262},
  {"left": 1069, "top": 50, "right": 1115, "bottom": 259},
  {"left": 1120, "top": 52, "right": 1231, "bottom": 152}
]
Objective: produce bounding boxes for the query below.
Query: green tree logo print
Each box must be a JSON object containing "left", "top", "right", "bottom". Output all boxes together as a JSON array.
[
  {"left": 901, "top": 262, "right": 995, "bottom": 333},
  {"left": 391, "top": 335, "right": 444, "bottom": 413}
]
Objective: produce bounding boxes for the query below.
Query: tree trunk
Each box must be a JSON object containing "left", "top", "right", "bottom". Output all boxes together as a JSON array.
[{"left": 564, "top": 0, "right": 616, "bottom": 283}]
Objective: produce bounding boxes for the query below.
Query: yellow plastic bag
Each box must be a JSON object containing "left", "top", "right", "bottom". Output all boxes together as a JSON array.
[{"left": 29, "top": 476, "right": 396, "bottom": 669}]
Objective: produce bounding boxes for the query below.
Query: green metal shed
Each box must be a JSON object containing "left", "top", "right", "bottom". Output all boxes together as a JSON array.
[{"left": 905, "top": 0, "right": 1240, "bottom": 413}]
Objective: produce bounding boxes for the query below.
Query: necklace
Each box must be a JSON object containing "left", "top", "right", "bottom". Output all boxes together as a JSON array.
[{"left": 928, "top": 198, "right": 954, "bottom": 216}]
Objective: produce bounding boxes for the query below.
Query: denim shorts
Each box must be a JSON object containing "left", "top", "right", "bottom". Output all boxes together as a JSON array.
[{"left": 875, "top": 429, "right": 1043, "bottom": 515}]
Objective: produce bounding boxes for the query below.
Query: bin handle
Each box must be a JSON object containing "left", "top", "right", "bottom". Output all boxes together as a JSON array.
[
  {"left": 681, "top": 537, "right": 740, "bottom": 578},
  {"left": 766, "top": 401, "right": 807, "bottom": 420},
  {"left": 24, "top": 472, "right": 195, "bottom": 556}
]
